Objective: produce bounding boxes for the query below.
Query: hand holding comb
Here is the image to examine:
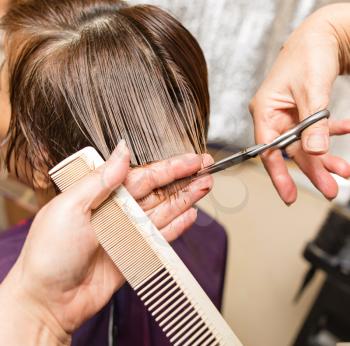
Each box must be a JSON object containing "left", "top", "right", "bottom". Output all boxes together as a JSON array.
[{"left": 49, "top": 147, "right": 242, "bottom": 346}]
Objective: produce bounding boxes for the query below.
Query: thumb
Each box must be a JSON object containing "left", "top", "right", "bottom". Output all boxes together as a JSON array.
[
  {"left": 67, "top": 140, "right": 131, "bottom": 210},
  {"left": 295, "top": 88, "right": 330, "bottom": 154}
]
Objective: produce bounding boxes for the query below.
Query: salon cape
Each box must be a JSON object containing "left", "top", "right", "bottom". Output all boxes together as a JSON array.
[{"left": 0, "top": 210, "right": 227, "bottom": 346}]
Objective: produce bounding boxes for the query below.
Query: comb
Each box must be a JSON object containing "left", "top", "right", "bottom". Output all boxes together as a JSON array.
[{"left": 49, "top": 147, "right": 242, "bottom": 346}]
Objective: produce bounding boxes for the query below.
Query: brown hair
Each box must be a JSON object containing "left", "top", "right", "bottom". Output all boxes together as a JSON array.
[{"left": 2, "top": 0, "right": 209, "bottom": 185}]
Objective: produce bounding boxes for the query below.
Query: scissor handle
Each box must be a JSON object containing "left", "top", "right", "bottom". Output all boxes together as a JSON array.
[
  {"left": 193, "top": 109, "right": 330, "bottom": 180},
  {"left": 271, "top": 109, "right": 330, "bottom": 149}
]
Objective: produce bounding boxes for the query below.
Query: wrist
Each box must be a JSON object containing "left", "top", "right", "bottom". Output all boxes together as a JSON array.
[
  {"left": 0, "top": 271, "right": 71, "bottom": 346},
  {"left": 312, "top": 3, "right": 350, "bottom": 74}
]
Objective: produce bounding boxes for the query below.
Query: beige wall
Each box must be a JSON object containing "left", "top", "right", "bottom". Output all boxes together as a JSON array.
[{"left": 198, "top": 157, "right": 330, "bottom": 346}]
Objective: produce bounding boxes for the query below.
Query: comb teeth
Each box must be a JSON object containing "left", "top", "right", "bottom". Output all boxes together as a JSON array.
[
  {"left": 134, "top": 268, "right": 218, "bottom": 345},
  {"left": 49, "top": 147, "right": 241, "bottom": 346},
  {"left": 50, "top": 156, "right": 91, "bottom": 192},
  {"left": 92, "top": 197, "right": 162, "bottom": 286}
]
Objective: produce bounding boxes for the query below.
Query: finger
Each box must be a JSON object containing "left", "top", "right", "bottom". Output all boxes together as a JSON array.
[
  {"left": 160, "top": 208, "right": 198, "bottom": 243},
  {"left": 293, "top": 150, "right": 338, "bottom": 200},
  {"left": 321, "top": 154, "right": 350, "bottom": 178},
  {"left": 125, "top": 153, "right": 213, "bottom": 201},
  {"left": 302, "top": 117, "right": 329, "bottom": 154},
  {"left": 201, "top": 153, "right": 215, "bottom": 167},
  {"left": 64, "top": 140, "right": 130, "bottom": 210},
  {"left": 253, "top": 119, "right": 297, "bottom": 204},
  {"left": 293, "top": 86, "right": 330, "bottom": 154},
  {"left": 147, "top": 175, "right": 212, "bottom": 229},
  {"left": 138, "top": 154, "right": 214, "bottom": 211},
  {"left": 260, "top": 149, "right": 297, "bottom": 204},
  {"left": 329, "top": 118, "right": 350, "bottom": 136}
]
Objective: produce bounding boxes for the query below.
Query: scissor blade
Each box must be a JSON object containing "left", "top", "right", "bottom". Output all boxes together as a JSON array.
[
  {"left": 193, "top": 110, "right": 330, "bottom": 181},
  {"left": 195, "top": 144, "right": 266, "bottom": 178}
]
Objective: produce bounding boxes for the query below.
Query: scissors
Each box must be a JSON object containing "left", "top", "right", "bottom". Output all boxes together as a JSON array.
[{"left": 195, "top": 109, "right": 330, "bottom": 179}]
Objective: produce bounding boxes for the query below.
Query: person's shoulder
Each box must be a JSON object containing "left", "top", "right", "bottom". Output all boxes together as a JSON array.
[{"left": 0, "top": 220, "right": 31, "bottom": 282}]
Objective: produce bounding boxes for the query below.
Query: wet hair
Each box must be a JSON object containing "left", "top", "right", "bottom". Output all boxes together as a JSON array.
[{"left": 2, "top": 0, "right": 209, "bottom": 186}]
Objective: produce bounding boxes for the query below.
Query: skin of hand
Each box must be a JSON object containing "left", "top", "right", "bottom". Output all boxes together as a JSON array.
[
  {"left": 0, "top": 0, "right": 9, "bottom": 17},
  {"left": 250, "top": 3, "right": 350, "bottom": 204},
  {"left": 0, "top": 140, "right": 213, "bottom": 345}
]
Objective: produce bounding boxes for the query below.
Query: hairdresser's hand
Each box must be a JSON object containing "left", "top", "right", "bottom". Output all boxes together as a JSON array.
[
  {"left": 250, "top": 4, "right": 350, "bottom": 204},
  {"left": 0, "top": 141, "right": 213, "bottom": 345}
]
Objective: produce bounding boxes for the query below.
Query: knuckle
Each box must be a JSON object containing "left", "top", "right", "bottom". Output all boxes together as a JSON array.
[
  {"left": 249, "top": 98, "right": 259, "bottom": 116},
  {"left": 248, "top": 98, "right": 256, "bottom": 114},
  {"left": 145, "top": 167, "right": 158, "bottom": 188},
  {"left": 169, "top": 192, "right": 190, "bottom": 214},
  {"left": 171, "top": 195, "right": 185, "bottom": 214},
  {"left": 179, "top": 192, "right": 192, "bottom": 208},
  {"left": 124, "top": 169, "right": 138, "bottom": 186},
  {"left": 285, "top": 141, "right": 301, "bottom": 158},
  {"left": 88, "top": 169, "right": 102, "bottom": 186},
  {"left": 306, "top": 89, "right": 330, "bottom": 112},
  {"left": 304, "top": 120, "right": 329, "bottom": 134},
  {"left": 128, "top": 167, "right": 156, "bottom": 191},
  {"left": 248, "top": 93, "right": 271, "bottom": 121},
  {"left": 166, "top": 158, "right": 178, "bottom": 181}
]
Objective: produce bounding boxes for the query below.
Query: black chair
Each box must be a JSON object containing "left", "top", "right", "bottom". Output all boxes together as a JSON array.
[{"left": 293, "top": 208, "right": 350, "bottom": 346}]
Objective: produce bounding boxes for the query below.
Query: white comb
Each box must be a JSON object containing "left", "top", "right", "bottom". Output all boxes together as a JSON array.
[{"left": 49, "top": 147, "right": 242, "bottom": 346}]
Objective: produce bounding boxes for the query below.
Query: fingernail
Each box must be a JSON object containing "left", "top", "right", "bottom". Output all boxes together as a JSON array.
[
  {"left": 193, "top": 208, "right": 198, "bottom": 218},
  {"left": 191, "top": 176, "right": 212, "bottom": 192},
  {"left": 306, "top": 135, "right": 328, "bottom": 152},
  {"left": 201, "top": 153, "right": 214, "bottom": 167},
  {"left": 190, "top": 207, "right": 198, "bottom": 220},
  {"left": 113, "top": 139, "right": 128, "bottom": 159}
]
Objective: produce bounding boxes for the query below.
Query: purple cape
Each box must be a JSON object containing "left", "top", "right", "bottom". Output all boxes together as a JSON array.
[{"left": 0, "top": 210, "right": 227, "bottom": 345}]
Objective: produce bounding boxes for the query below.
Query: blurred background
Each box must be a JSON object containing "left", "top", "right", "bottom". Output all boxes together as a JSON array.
[{"left": 1, "top": 1, "right": 350, "bottom": 345}]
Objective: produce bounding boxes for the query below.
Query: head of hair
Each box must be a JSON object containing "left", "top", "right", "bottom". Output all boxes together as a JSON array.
[{"left": 2, "top": 0, "right": 209, "bottom": 188}]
